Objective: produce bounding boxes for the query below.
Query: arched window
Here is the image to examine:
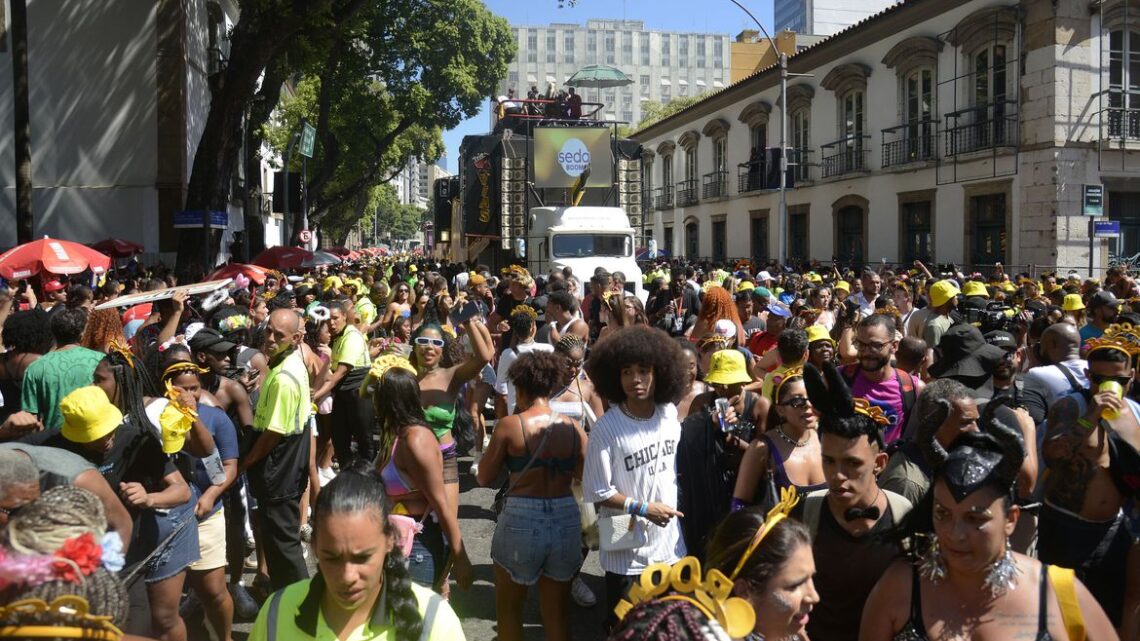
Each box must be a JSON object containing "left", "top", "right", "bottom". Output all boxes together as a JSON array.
[
  {"left": 832, "top": 196, "right": 868, "bottom": 266},
  {"left": 882, "top": 36, "right": 941, "bottom": 165}
]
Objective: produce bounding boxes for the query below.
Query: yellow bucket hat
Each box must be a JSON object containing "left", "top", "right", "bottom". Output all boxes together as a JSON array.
[
  {"left": 704, "top": 350, "right": 753, "bottom": 386},
  {"left": 929, "top": 280, "right": 961, "bottom": 308},
  {"left": 962, "top": 281, "right": 989, "bottom": 298},
  {"left": 1062, "top": 294, "right": 1085, "bottom": 312},
  {"left": 806, "top": 325, "right": 835, "bottom": 346},
  {"left": 835, "top": 281, "right": 851, "bottom": 293},
  {"left": 60, "top": 386, "right": 123, "bottom": 444}
]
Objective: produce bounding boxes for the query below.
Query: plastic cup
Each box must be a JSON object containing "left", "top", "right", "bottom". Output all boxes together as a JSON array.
[{"left": 1100, "top": 380, "right": 1124, "bottom": 420}]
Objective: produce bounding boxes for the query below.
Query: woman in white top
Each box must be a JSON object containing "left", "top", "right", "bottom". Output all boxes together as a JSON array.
[
  {"left": 549, "top": 334, "right": 605, "bottom": 427},
  {"left": 582, "top": 325, "right": 690, "bottom": 631},
  {"left": 494, "top": 305, "right": 553, "bottom": 416}
]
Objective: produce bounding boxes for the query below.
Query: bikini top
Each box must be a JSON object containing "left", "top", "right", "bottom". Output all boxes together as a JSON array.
[
  {"left": 422, "top": 403, "right": 456, "bottom": 441},
  {"left": 378, "top": 439, "right": 418, "bottom": 501},
  {"left": 505, "top": 412, "right": 578, "bottom": 475},
  {"left": 892, "top": 565, "right": 1052, "bottom": 641},
  {"left": 761, "top": 432, "right": 828, "bottom": 495}
]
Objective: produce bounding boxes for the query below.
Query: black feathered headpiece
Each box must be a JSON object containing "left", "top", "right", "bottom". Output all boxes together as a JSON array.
[
  {"left": 803, "top": 362, "right": 889, "bottom": 445},
  {"left": 928, "top": 397, "right": 1026, "bottom": 502}
]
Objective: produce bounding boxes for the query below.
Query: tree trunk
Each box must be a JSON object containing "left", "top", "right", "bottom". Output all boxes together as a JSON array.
[{"left": 10, "top": 0, "right": 33, "bottom": 244}]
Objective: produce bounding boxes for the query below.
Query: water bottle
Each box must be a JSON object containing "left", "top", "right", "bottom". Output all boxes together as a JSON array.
[{"left": 1100, "top": 380, "right": 1124, "bottom": 421}]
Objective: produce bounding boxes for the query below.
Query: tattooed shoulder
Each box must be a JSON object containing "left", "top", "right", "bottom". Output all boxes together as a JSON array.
[{"left": 1042, "top": 397, "right": 1096, "bottom": 512}]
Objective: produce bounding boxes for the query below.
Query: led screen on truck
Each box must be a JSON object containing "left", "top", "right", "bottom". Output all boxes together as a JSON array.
[{"left": 533, "top": 127, "right": 613, "bottom": 189}]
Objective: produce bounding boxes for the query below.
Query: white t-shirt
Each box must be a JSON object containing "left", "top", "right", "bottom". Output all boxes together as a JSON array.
[
  {"left": 495, "top": 341, "right": 555, "bottom": 414},
  {"left": 583, "top": 403, "right": 686, "bottom": 575}
]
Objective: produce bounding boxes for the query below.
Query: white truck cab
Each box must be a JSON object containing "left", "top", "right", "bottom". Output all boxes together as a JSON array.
[{"left": 523, "top": 206, "right": 645, "bottom": 300}]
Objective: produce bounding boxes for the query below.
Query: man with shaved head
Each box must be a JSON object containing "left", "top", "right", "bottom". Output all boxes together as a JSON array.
[
  {"left": 242, "top": 308, "right": 311, "bottom": 590},
  {"left": 1021, "top": 321, "right": 1088, "bottom": 427}
]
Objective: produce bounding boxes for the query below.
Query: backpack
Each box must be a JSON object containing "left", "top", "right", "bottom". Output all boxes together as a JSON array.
[
  {"left": 801, "top": 488, "right": 912, "bottom": 540},
  {"left": 841, "top": 363, "right": 917, "bottom": 421}
]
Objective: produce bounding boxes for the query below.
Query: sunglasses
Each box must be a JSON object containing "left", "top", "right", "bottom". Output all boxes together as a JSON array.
[
  {"left": 1090, "top": 373, "right": 1132, "bottom": 389},
  {"left": 414, "top": 336, "right": 446, "bottom": 348},
  {"left": 779, "top": 396, "right": 811, "bottom": 409}
]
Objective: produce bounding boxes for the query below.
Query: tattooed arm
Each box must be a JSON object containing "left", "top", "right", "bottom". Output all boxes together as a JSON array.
[{"left": 1041, "top": 395, "right": 1108, "bottom": 513}]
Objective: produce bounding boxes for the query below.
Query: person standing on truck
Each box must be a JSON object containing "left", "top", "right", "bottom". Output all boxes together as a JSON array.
[{"left": 566, "top": 87, "right": 582, "bottom": 120}]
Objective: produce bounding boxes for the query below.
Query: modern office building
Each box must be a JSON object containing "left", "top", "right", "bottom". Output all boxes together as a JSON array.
[
  {"left": 775, "top": 0, "right": 901, "bottom": 36},
  {"left": 498, "top": 19, "right": 733, "bottom": 125}
]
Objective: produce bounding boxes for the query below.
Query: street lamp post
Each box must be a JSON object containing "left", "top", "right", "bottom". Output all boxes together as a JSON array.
[{"left": 728, "top": 0, "right": 790, "bottom": 267}]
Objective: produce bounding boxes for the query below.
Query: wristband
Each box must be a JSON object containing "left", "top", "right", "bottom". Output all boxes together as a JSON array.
[
  {"left": 1077, "top": 417, "right": 1097, "bottom": 431},
  {"left": 730, "top": 498, "right": 748, "bottom": 513},
  {"left": 623, "top": 497, "right": 633, "bottom": 513},
  {"left": 640, "top": 501, "right": 650, "bottom": 517}
]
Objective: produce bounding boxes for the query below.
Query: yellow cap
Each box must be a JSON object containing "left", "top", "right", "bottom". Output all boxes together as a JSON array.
[
  {"left": 1062, "top": 294, "right": 1085, "bottom": 312},
  {"left": 409, "top": 265, "right": 418, "bottom": 273},
  {"left": 929, "top": 280, "right": 961, "bottom": 308},
  {"left": 736, "top": 281, "right": 756, "bottom": 293},
  {"left": 1000, "top": 281, "right": 1017, "bottom": 293},
  {"left": 807, "top": 272, "right": 822, "bottom": 283},
  {"left": 835, "top": 281, "right": 850, "bottom": 293},
  {"left": 806, "top": 325, "right": 835, "bottom": 346},
  {"left": 60, "top": 386, "right": 123, "bottom": 444},
  {"left": 704, "top": 350, "right": 753, "bottom": 386},
  {"left": 962, "top": 281, "right": 989, "bottom": 298},
  {"left": 323, "top": 276, "right": 343, "bottom": 290}
]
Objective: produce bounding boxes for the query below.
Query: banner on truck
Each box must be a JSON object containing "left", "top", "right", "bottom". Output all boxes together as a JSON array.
[
  {"left": 461, "top": 136, "right": 502, "bottom": 238},
  {"left": 533, "top": 127, "right": 612, "bottom": 189}
]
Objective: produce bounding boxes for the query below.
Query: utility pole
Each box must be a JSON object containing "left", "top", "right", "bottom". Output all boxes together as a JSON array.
[{"left": 11, "top": 0, "right": 33, "bottom": 244}]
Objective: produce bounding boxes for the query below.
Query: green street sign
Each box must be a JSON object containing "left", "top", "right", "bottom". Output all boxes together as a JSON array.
[
  {"left": 300, "top": 122, "right": 317, "bottom": 158},
  {"left": 1083, "top": 184, "right": 1104, "bottom": 216}
]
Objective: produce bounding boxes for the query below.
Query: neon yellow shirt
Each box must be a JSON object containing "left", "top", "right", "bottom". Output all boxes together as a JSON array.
[
  {"left": 248, "top": 579, "right": 465, "bottom": 641},
  {"left": 254, "top": 350, "right": 311, "bottom": 436},
  {"left": 331, "top": 325, "right": 370, "bottom": 370}
]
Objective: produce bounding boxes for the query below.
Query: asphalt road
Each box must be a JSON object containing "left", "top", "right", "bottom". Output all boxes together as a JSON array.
[{"left": 216, "top": 452, "right": 609, "bottom": 641}]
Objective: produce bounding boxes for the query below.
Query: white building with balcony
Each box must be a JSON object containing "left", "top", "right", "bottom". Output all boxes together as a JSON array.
[{"left": 633, "top": 0, "right": 1140, "bottom": 274}]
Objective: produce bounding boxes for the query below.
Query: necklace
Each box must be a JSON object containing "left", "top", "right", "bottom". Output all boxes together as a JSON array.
[
  {"left": 619, "top": 403, "right": 655, "bottom": 422},
  {"left": 774, "top": 425, "right": 809, "bottom": 447}
]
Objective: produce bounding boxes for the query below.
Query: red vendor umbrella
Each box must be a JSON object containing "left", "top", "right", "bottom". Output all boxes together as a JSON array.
[
  {"left": 0, "top": 236, "right": 112, "bottom": 279},
  {"left": 251, "top": 246, "right": 314, "bottom": 271},
  {"left": 208, "top": 263, "right": 269, "bottom": 285},
  {"left": 90, "top": 238, "right": 144, "bottom": 258}
]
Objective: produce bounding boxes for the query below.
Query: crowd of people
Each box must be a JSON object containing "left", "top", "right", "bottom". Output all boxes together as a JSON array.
[{"left": 0, "top": 253, "right": 1139, "bottom": 640}]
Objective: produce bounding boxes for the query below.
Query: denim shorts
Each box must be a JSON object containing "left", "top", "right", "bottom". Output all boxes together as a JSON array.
[
  {"left": 406, "top": 516, "right": 448, "bottom": 589},
  {"left": 492, "top": 495, "right": 581, "bottom": 585},
  {"left": 130, "top": 490, "right": 201, "bottom": 584}
]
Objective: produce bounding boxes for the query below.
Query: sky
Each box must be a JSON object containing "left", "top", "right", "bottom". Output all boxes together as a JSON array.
[{"left": 440, "top": 0, "right": 775, "bottom": 173}]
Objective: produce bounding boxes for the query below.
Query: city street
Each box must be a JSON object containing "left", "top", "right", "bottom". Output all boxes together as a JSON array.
[{"left": 222, "top": 453, "right": 609, "bottom": 641}]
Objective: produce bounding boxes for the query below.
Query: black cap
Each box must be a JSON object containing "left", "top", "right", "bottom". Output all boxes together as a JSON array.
[
  {"left": 984, "top": 330, "right": 1017, "bottom": 352},
  {"left": 189, "top": 327, "right": 237, "bottom": 355},
  {"left": 1089, "top": 290, "right": 1121, "bottom": 309}
]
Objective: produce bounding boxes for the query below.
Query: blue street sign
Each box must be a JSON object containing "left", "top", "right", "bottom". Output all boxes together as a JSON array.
[
  {"left": 173, "top": 210, "right": 229, "bottom": 229},
  {"left": 1094, "top": 220, "right": 1120, "bottom": 238}
]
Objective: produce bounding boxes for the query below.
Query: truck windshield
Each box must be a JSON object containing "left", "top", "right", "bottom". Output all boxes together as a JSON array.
[{"left": 552, "top": 234, "right": 631, "bottom": 258}]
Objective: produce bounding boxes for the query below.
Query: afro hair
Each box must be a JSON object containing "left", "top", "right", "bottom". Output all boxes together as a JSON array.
[{"left": 585, "top": 325, "right": 688, "bottom": 405}]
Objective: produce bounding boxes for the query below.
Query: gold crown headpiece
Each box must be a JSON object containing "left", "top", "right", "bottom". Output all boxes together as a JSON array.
[
  {"left": 853, "top": 397, "right": 890, "bottom": 426},
  {"left": 1087, "top": 323, "right": 1140, "bottom": 357},
  {"left": 368, "top": 354, "right": 417, "bottom": 382},
  {"left": 0, "top": 596, "right": 123, "bottom": 640},
  {"left": 510, "top": 305, "right": 539, "bottom": 320},
  {"left": 698, "top": 333, "right": 733, "bottom": 349},
  {"left": 615, "top": 556, "right": 756, "bottom": 639},
  {"left": 729, "top": 487, "right": 800, "bottom": 582},
  {"left": 772, "top": 366, "right": 805, "bottom": 401}
]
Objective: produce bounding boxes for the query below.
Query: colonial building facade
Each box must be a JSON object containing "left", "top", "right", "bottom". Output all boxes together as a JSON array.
[{"left": 633, "top": 0, "right": 1140, "bottom": 273}]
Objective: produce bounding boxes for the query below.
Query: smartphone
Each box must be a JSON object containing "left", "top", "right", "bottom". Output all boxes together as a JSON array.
[{"left": 451, "top": 300, "right": 481, "bottom": 326}]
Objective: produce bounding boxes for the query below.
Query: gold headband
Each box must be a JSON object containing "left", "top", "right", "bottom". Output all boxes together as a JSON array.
[
  {"left": 0, "top": 596, "right": 123, "bottom": 640},
  {"left": 730, "top": 487, "right": 800, "bottom": 581},
  {"left": 106, "top": 340, "right": 135, "bottom": 369},
  {"left": 162, "top": 361, "right": 208, "bottom": 381},
  {"left": 367, "top": 354, "right": 416, "bottom": 382},
  {"left": 772, "top": 367, "right": 804, "bottom": 402},
  {"left": 615, "top": 556, "right": 756, "bottom": 639}
]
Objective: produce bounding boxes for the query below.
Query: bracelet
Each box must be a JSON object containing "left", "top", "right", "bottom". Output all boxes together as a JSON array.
[
  {"left": 1077, "top": 417, "right": 1097, "bottom": 431},
  {"left": 623, "top": 497, "right": 633, "bottom": 513},
  {"left": 639, "top": 501, "right": 650, "bottom": 517}
]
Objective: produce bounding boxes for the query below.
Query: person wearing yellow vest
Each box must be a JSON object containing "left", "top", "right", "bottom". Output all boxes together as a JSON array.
[{"left": 249, "top": 470, "right": 465, "bottom": 641}]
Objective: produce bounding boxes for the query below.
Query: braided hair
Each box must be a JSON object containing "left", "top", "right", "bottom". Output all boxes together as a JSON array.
[
  {"left": 100, "top": 347, "right": 156, "bottom": 430},
  {"left": 609, "top": 598, "right": 732, "bottom": 641},
  {"left": 2, "top": 487, "right": 129, "bottom": 628},
  {"left": 554, "top": 333, "right": 586, "bottom": 355},
  {"left": 308, "top": 468, "right": 423, "bottom": 641}
]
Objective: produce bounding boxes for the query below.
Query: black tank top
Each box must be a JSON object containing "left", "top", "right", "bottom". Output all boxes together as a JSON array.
[{"left": 892, "top": 566, "right": 1053, "bottom": 641}]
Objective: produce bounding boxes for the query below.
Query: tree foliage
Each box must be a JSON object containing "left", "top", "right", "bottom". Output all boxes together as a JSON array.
[
  {"left": 633, "top": 93, "right": 712, "bottom": 132},
  {"left": 179, "top": 0, "right": 513, "bottom": 268}
]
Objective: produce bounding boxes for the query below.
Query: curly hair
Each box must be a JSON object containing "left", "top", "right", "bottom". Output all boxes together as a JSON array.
[
  {"left": 697, "top": 286, "right": 741, "bottom": 327},
  {"left": 509, "top": 351, "right": 567, "bottom": 400},
  {"left": 50, "top": 307, "right": 89, "bottom": 345},
  {"left": 79, "top": 308, "right": 125, "bottom": 352},
  {"left": 2, "top": 309, "right": 53, "bottom": 354},
  {"left": 307, "top": 468, "right": 422, "bottom": 641},
  {"left": 704, "top": 506, "right": 812, "bottom": 591},
  {"left": 585, "top": 326, "right": 687, "bottom": 404}
]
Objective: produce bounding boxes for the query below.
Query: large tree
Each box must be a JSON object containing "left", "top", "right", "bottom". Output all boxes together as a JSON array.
[{"left": 177, "top": 0, "right": 512, "bottom": 270}]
